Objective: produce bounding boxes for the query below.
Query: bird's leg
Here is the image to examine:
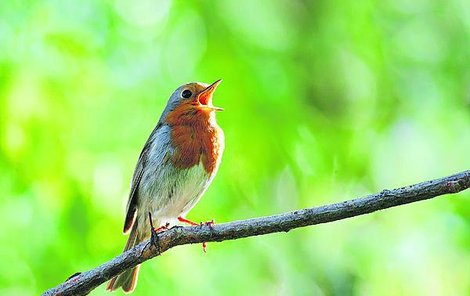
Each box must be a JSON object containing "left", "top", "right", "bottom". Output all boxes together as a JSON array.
[
  {"left": 177, "top": 216, "right": 199, "bottom": 226},
  {"left": 177, "top": 216, "right": 216, "bottom": 253},
  {"left": 155, "top": 223, "right": 170, "bottom": 232},
  {"left": 177, "top": 216, "right": 215, "bottom": 228}
]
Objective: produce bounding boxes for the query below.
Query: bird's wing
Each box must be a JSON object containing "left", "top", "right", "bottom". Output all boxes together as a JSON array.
[{"left": 123, "top": 122, "right": 162, "bottom": 234}]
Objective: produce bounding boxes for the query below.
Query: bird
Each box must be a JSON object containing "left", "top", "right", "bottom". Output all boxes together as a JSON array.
[{"left": 106, "top": 80, "right": 224, "bottom": 293}]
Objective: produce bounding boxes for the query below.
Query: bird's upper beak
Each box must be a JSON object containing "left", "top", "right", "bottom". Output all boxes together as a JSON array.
[{"left": 198, "top": 79, "right": 223, "bottom": 111}]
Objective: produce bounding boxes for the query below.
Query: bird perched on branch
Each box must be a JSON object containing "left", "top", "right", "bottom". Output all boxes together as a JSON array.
[{"left": 106, "top": 80, "right": 224, "bottom": 293}]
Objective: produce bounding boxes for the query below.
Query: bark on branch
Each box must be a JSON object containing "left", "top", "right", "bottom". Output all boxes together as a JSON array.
[{"left": 42, "top": 170, "right": 470, "bottom": 296}]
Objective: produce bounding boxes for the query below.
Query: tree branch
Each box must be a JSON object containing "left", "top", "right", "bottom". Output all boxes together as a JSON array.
[{"left": 42, "top": 170, "right": 470, "bottom": 296}]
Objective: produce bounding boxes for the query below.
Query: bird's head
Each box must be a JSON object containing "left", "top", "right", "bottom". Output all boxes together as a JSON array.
[{"left": 161, "top": 80, "right": 223, "bottom": 124}]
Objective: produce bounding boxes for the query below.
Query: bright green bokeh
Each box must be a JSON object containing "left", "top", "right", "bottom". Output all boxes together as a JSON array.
[{"left": 1, "top": 0, "right": 469, "bottom": 295}]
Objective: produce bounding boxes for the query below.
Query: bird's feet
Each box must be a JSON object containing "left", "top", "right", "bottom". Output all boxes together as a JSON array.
[{"left": 177, "top": 216, "right": 215, "bottom": 253}]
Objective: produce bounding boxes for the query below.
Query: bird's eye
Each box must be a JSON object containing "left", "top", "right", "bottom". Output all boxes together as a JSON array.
[{"left": 181, "top": 89, "right": 192, "bottom": 98}]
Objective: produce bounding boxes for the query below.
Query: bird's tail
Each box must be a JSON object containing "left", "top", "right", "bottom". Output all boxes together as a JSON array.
[{"left": 106, "top": 222, "right": 141, "bottom": 293}]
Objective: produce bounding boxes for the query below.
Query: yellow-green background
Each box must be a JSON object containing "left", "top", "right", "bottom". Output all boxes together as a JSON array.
[{"left": 1, "top": 0, "right": 469, "bottom": 295}]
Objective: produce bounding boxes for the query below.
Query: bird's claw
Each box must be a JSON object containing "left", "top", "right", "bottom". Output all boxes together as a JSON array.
[
  {"left": 203, "top": 219, "right": 215, "bottom": 230},
  {"left": 177, "top": 216, "right": 215, "bottom": 253},
  {"left": 200, "top": 219, "right": 215, "bottom": 253}
]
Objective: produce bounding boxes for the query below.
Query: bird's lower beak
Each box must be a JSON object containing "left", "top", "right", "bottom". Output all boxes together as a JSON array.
[{"left": 198, "top": 79, "right": 223, "bottom": 111}]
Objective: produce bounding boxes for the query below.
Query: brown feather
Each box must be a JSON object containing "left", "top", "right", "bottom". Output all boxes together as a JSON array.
[{"left": 165, "top": 102, "right": 222, "bottom": 174}]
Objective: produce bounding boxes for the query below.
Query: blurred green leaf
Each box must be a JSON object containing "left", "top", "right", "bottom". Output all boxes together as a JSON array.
[{"left": 0, "top": 0, "right": 469, "bottom": 295}]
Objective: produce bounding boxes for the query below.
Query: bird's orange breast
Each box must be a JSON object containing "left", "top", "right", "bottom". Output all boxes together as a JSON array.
[{"left": 165, "top": 102, "right": 223, "bottom": 175}]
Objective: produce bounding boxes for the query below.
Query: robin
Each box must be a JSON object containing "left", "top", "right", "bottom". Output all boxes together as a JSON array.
[{"left": 106, "top": 80, "right": 224, "bottom": 293}]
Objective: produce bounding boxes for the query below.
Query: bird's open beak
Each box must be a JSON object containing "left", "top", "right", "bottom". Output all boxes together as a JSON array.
[{"left": 198, "top": 79, "right": 223, "bottom": 111}]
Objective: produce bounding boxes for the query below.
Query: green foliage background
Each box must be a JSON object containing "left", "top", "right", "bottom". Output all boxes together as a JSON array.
[{"left": 1, "top": 0, "right": 469, "bottom": 295}]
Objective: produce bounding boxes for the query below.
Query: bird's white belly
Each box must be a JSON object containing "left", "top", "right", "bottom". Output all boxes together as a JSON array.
[{"left": 138, "top": 161, "right": 212, "bottom": 229}]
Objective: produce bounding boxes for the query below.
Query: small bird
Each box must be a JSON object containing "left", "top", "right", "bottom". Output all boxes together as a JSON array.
[{"left": 106, "top": 80, "right": 224, "bottom": 293}]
